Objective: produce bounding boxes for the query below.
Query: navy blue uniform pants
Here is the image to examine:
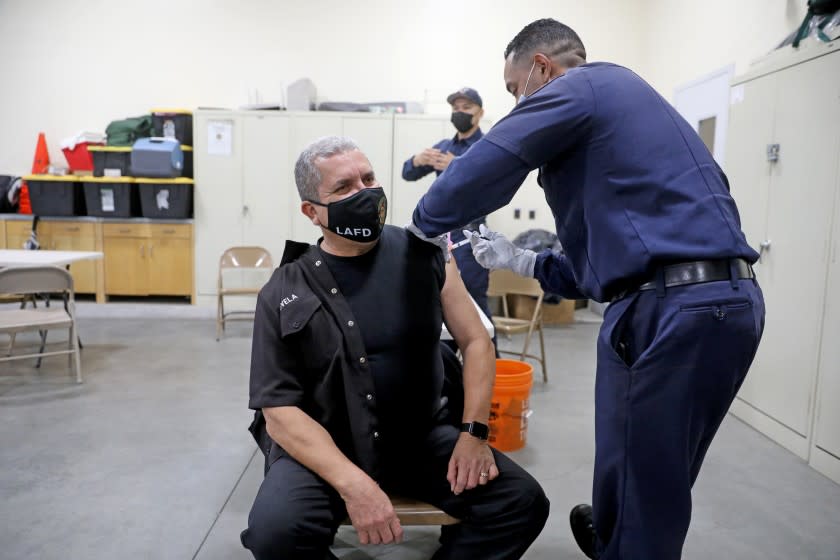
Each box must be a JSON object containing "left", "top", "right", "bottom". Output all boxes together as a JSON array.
[
  {"left": 593, "top": 278, "right": 764, "bottom": 559},
  {"left": 241, "top": 424, "right": 549, "bottom": 560}
]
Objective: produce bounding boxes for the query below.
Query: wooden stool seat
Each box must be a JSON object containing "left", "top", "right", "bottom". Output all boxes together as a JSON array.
[{"left": 341, "top": 496, "right": 460, "bottom": 526}]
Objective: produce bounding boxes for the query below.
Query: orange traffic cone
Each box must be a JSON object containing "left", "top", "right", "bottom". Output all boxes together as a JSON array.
[
  {"left": 19, "top": 132, "right": 51, "bottom": 214},
  {"left": 32, "top": 132, "right": 51, "bottom": 173}
]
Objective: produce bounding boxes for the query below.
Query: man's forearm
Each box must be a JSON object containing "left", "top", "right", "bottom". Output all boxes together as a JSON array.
[
  {"left": 533, "top": 250, "right": 587, "bottom": 300},
  {"left": 413, "top": 140, "right": 530, "bottom": 237},
  {"left": 263, "top": 406, "right": 371, "bottom": 496},
  {"left": 459, "top": 336, "right": 496, "bottom": 424}
]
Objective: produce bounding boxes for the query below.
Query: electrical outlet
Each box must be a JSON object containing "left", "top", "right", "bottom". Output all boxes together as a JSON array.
[
  {"left": 528, "top": 209, "right": 536, "bottom": 220},
  {"left": 514, "top": 208, "right": 521, "bottom": 219}
]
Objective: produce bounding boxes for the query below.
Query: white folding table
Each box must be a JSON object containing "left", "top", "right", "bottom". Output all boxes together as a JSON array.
[{"left": 0, "top": 250, "right": 104, "bottom": 302}]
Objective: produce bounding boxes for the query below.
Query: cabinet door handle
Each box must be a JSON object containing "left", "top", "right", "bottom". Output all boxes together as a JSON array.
[
  {"left": 242, "top": 205, "right": 249, "bottom": 216},
  {"left": 150, "top": 245, "right": 155, "bottom": 258},
  {"left": 65, "top": 227, "right": 80, "bottom": 232},
  {"left": 766, "top": 144, "right": 780, "bottom": 162},
  {"left": 758, "top": 239, "right": 771, "bottom": 262},
  {"left": 162, "top": 229, "right": 176, "bottom": 234},
  {"left": 140, "top": 244, "right": 145, "bottom": 258},
  {"left": 119, "top": 229, "right": 131, "bottom": 234}
]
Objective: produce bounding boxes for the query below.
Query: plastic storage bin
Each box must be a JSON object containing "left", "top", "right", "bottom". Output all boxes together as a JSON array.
[
  {"left": 23, "top": 175, "right": 85, "bottom": 216},
  {"left": 83, "top": 176, "right": 139, "bottom": 217},
  {"left": 89, "top": 146, "right": 132, "bottom": 177},
  {"left": 62, "top": 142, "right": 103, "bottom": 172},
  {"left": 182, "top": 145, "right": 193, "bottom": 178},
  {"left": 60, "top": 131, "right": 106, "bottom": 172},
  {"left": 136, "top": 177, "right": 193, "bottom": 219},
  {"left": 151, "top": 109, "right": 193, "bottom": 145}
]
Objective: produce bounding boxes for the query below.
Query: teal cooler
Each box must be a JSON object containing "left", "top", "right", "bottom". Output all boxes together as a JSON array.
[
  {"left": 136, "top": 177, "right": 193, "bottom": 219},
  {"left": 24, "top": 174, "right": 85, "bottom": 216}
]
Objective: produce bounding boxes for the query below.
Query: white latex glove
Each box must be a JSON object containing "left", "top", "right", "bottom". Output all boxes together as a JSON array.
[
  {"left": 464, "top": 224, "right": 536, "bottom": 277},
  {"left": 405, "top": 220, "right": 451, "bottom": 262}
]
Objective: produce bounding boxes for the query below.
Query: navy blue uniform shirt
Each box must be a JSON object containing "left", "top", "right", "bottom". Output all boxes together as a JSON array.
[
  {"left": 402, "top": 128, "right": 484, "bottom": 181},
  {"left": 412, "top": 62, "right": 758, "bottom": 302}
]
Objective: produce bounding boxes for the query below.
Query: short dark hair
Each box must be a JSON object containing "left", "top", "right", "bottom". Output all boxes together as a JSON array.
[{"left": 504, "top": 18, "right": 587, "bottom": 67}]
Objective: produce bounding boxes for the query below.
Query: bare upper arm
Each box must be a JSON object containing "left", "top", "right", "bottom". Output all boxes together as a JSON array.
[{"left": 440, "top": 258, "right": 492, "bottom": 351}]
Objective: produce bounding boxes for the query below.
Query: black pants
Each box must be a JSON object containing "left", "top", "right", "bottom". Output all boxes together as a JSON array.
[{"left": 241, "top": 424, "right": 549, "bottom": 560}]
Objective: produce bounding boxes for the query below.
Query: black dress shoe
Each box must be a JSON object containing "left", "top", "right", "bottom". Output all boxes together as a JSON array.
[{"left": 569, "top": 504, "right": 598, "bottom": 559}]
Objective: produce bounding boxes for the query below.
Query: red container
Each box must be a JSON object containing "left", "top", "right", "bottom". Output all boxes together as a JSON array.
[{"left": 62, "top": 142, "right": 103, "bottom": 171}]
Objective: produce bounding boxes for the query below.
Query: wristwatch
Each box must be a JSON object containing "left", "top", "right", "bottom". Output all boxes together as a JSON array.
[{"left": 460, "top": 421, "right": 489, "bottom": 441}]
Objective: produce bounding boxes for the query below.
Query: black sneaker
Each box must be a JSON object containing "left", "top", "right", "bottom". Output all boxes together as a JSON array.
[{"left": 569, "top": 504, "right": 597, "bottom": 559}]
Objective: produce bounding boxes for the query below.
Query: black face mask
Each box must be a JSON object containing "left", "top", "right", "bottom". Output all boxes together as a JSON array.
[
  {"left": 309, "top": 187, "right": 387, "bottom": 242},
  {"left": 451, "top": 111, "right": 474, "bottom": 133}
]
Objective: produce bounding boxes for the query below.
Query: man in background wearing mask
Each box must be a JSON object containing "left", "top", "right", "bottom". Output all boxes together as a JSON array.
[
  {"left": 241, "top": 136, "right": 548, "bottom": 560},
  {"left": 401, "top": 88, "right": 493, "bottom": 333}
]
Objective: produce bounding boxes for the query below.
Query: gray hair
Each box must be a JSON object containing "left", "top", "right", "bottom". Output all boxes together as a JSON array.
[{"left": 294, "top": 136, "right": 360, "bottom": 201}]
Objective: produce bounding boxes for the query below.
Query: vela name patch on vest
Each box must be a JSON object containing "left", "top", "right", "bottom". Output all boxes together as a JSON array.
[{"left": 279, "top": 294, "right": 299, "bottom": 309}]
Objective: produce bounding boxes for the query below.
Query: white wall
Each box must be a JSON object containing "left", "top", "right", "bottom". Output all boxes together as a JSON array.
[
  {"left": 0, "top": 0, "right": 809, "bottom": 244},
  {"left": 0, "top": 0, "right": 646, "bottom": 173},
  {"left": 640, "top": 0, "right": 807, "bottom": 100}
]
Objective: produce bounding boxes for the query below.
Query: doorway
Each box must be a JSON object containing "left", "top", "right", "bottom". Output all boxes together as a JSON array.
[{"left": 673, "top": 64, "right": 735, "bottom": 166}]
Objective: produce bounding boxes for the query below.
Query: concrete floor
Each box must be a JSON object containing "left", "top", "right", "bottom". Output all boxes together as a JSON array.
[{"left": 1, "top": 305, "right": 839, "bottom": 560}]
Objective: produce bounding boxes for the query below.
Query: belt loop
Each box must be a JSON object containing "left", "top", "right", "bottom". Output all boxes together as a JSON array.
[
  {"left": 728, "top": 259, "right": 740, "bottom": 290},
  {"left": 655, "top": 267, "right": 666, "bottom": 298}
]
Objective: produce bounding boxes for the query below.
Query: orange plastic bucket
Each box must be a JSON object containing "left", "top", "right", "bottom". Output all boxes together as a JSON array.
[{"left": 488, "top": 359, "right": 533, "bottom": 451}]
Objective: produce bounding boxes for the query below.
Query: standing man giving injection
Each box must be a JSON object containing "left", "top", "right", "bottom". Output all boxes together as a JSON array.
[{"left": 408, "top": 18, "right": 765, "bottom": 560}]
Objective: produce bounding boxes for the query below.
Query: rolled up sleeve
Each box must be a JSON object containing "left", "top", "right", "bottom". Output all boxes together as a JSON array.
[{"left": 248, "top": 294, "right": 305, "bottom": 410}]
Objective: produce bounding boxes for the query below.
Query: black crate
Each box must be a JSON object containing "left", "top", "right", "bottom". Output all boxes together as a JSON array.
[
  {"left": 83, "top": 178, "right": 140, "bottom": 218},
  {"left": 24, "top": 175, "right": 85, "bottom": 216},
  {"left": 152, "top": 110, "right": 193, "bottom": 145},
  {"left": 182, "top": 146, "right": 193, "bottom": 178},
  {"left": 137, "top": 178, "right": 193, "bottom": 219},
  {"left": 89, "top": 146, "right": 132, "bottom": 177}
]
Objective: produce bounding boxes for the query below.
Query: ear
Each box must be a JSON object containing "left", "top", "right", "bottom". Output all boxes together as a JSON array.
[
  {"left": 476, "top": 107, "right": 485, "bottom": 120},
  {"left": 301, "top": 201, "right": 323, "bottom": 226},
  {"left": 533, "top": 52, "right": 553, "bottom": 78}
]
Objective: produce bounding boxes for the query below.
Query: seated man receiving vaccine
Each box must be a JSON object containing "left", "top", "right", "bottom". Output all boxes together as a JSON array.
[{"left": 241, "top": 136, "right": 548, "bottom": 560}]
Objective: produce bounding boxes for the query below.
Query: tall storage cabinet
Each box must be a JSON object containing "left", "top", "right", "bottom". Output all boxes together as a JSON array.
[
  {"left": 391, "top": 115, "right": 453, "bottom": 228},
  {"left": 813, "top": 192, "right": 840, "bottom": 483},
  {"left": 726, "top": 41, "right": 840, "bottom": 483}
]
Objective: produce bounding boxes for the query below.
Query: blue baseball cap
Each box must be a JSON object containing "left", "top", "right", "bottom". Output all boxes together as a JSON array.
[{"left": 446, "top": 87, "right": 483, "bottom": 107}]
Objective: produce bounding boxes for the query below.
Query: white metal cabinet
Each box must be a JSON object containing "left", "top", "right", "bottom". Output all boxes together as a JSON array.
[
  {"left": 288, "top": 113, "right": 344, "bottom": 244},
  {"left": 194, "top": 111, "right": 244, "bottom": 297},
  {"left": 390, "top": 115, "right": 451, "bottom": 228},
  {"left": 241, "top": 113, "right": 293, "bottom": 260},
  {"left": 730, "top": 51, "right": 840, "bottom": 456},
  {"left": 343, "top": 114, "right": 393, "bottom": 199},
  {"left": 812, "top": 172, "right": 840, "bottom": 483},
  {"left": 727, "top": 74, "right": 776, "bottom": 267},
  {"left": 726, "top": 44, "right": 840, "bottom": 480}
]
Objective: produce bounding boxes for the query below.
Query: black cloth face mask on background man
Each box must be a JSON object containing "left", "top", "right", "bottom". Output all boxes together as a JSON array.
[
  {"left": 308, "top": 187, "right": 388, "bottom": 242},
  {"left": 451, "top": 111, "right": 474, "bottom": 134}
]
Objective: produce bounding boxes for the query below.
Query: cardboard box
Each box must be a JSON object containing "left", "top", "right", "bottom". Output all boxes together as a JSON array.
[{"left": 507, "top": 294, "right": 576, "bottom": 325}]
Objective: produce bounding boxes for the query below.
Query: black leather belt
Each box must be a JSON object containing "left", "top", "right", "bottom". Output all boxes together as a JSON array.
[{"left": 613, "top": 259, "right": 754, "bottom": 302}]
